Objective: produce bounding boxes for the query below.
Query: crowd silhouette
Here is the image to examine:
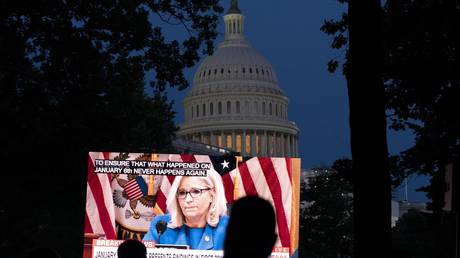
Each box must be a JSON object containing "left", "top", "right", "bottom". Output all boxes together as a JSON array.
[
  {"left": 117, "top": 239, "right": 147, "bottom": 258},
  {"left": 223, "top": 196, "right": 277, "bottom": 258}
]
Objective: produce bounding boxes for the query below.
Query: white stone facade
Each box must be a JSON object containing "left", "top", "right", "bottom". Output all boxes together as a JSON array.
[{"left": 178, "top": 1, "right": 299, "bottom": 157}]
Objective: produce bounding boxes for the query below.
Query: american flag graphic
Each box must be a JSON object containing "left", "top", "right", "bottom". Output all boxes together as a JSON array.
[
  {"left": 124, "top": 176, "right": 147, "bottom": 201},
  {"left": 85, "top": 152, "right": 300, "bottom": 255},
  {"left": 85, "top": 152, "right": 117, "bottom": 239}
]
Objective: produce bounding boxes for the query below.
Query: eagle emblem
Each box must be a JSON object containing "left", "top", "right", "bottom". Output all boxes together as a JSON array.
[{"left": 111, "top": 153, "right": 161, "bottom": 221}]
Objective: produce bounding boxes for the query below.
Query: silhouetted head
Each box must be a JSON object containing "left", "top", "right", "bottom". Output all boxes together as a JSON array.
[
  {"left": 26, "top": 247, "right": 60, "bottom": 258},
  {"left": 117, "top": 239, "right": 146, "bottom": 258},
  {"left": 224, "top": 196, "right": 277, "bottom": 258}
]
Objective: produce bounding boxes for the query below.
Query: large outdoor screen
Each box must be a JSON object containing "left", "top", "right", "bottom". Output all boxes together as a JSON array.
[{"left": 84, "top": 152, "right": 300, "bottom": 258}]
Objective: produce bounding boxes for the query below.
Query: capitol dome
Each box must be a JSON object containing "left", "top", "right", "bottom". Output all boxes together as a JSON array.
[{"left": 177, "top": 0, "right": 299, "bottom": 157}]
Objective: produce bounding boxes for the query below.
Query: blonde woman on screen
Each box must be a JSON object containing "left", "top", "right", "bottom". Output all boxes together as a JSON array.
[{"left": 143, "top": 169, "right": 228, "bottom": 250}]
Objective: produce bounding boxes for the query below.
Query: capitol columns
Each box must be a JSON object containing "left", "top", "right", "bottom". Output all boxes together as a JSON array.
[
  {"left": 262, "top": 130, "right": 267, "bottom": 156},
  {"left": 296, "top": 135, "right": 299, "bottom": 157},
  {"left": 292, "top": 135, "right": 296, "bottom": 157},
  {"left": 287, "top": 134, "right": 292, "bottom": 157},
  {"left": 280, "top": 133, "right": 285, "bottom": 157},
  {"left": 251, "top": 130, "right": 257, "bottom": 156},
  {"left": 241, "top": 129, "right": 246, "bottom": 156},
  {"left": 265, "top": 131, "right": 270, "bottom": 156},
  {"left": 210, "top": 131, "right": 216, "bottom": 146},
  {"left": 221, "top": 131, "right": 227, "bottom": 148},
  {"left": 266, "top": 132, "right": 270, "bottom": 155},
  {"left": 274, "top": 132, "right": 278, "bottom": 156},
  {"left": 232, "top": 130, "right": 236, "bottom": 152}
]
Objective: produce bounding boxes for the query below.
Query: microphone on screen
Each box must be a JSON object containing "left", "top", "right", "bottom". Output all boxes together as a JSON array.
[{"left": 155, "top": 220, "right": 167, "bottom": 243}]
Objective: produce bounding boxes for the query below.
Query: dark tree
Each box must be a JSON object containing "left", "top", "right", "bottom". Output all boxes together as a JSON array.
[
  {"left": 392, "top": 209, "right": 436, "bottom": 258},
  {"left": 391, "top": 208, "right": 456, "bottom": 258},
  {"left": 299, "top": 159, "right": 353, "bottom": 258},
  {"left": 322, "top": 0, "right": 460, "bottom": 256},
  {"left": 0, "top": 1, "right": 223, "bottom": 258},
  {"left": 347, "top": 0, "right": 391, "bottom": 257},
  {"left": 322, "top": 0, "right": 460, "bottom": 198},
  {"left": 383, "top": 0, "right": 460, "bottom": 215}
]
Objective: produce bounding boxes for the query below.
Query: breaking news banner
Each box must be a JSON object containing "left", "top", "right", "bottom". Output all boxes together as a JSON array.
[
  {"left": 92, "top": 240, "right": 290, "bottom": 258},
  {"left": 84, "top": 152, "right": 301, "bottom": 258}
]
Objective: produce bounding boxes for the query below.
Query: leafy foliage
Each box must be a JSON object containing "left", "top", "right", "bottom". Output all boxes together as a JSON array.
[
  {"left": 0, "top": 1, "right": 223, "bottom": 257},
  {"left": 299, "top": 159, "right": 353, "bottom": 258},
  {"left": 321, "top": 0, "right": 460, "bottom": 201},
  {"left": 392, "top": 209, "right": 436, "bottom": 258},
  {"left": 391, "top": 208, "right": 456, "bottom": 258}
]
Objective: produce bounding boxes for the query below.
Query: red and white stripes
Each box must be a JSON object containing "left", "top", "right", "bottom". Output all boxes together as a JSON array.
[{"left": 85, "top": 152, "right": 116, "bottom": 239}]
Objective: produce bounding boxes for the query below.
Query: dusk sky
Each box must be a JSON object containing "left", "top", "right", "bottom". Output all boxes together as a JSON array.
[{"left": 164, "top": 0, "right": 428, "bottom": 202}]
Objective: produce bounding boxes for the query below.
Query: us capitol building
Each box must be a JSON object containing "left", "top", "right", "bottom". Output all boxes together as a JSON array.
[{"left": 176, "top": 0, "right": 299, "bottom": 158}]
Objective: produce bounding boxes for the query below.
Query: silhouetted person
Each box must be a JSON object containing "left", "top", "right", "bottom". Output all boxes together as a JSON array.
[
  {"left": 26, "top": 247, "right": 61, "bottom": 258},
  {"left": 117, "top": 239, "right": 146, "bottom": 258},
  {"left": 224, "top": 196, "right": 277, "bottom": 258}
]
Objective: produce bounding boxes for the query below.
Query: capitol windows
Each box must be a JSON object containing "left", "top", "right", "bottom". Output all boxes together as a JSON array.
[
  {"left": 256, "top": 135, "right": 261, "bottom": 155},
  {"left": 249, "top": 68, "right": 253, "bottom": 73},
  {"left": 236, "top": 134, "right": 242, "bottom": 153},
  {"left": 236, "top": 101, "right": 240, "bottom": 114},
  {"left": 218, "top": 102, "right": 222, "bottom": 114},
  {"left": 226, "top": 135, "right": 232, "bottom": 149},
  {"left": 275, "top": 104, "right": 278, "bottom": 116},
  {"left": 245, "top": 134, "right": 251, "bottom": 154},
  {"left": 214, "top": 69, "right": 217, "bottom": 75},
  {"left": 245, "top": 101, "right": 249, "bottom": 113},
  {"left": 256, "top": 68, "right": 259, "bottom": 74},
  {"left": 254, "top": 101, "right": 258, "bottom": 114},
  {"left": 202, "top": 103, "right": 206, "bottom": 116},
  {"left": 227, "top": 101, "right": 231, "bottom": 114},
  {"left": 262, "top": 102, "right": 266, "bottom": 115},
  {"left": 203, "top": 134, "right": 210, "bottom": 145},
  {"left": 269, "top": 103, "right": 273, "bottom": 115},
  {"left": 210, "top": 102, "right": 214, "bottom": 116},
  {"left": 196, "top": 105, "right": 199, "bottom": 117},
  {"left": 217, "top": 135, "right": 222, "bottom": 147},
  {"left": 268, "top": 133, "right": 275, "bottom": 156},
  {"left": 221, "top": 68, "right": 224, "bottom": 74},
  {"left": 242, "top": 67, "right": 246, "bottom": 73},
  {"left": 276, "top": 135, "right": 282, "bottom": 154}
]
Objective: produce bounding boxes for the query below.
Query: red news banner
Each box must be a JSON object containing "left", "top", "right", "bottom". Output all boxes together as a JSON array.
[{"left": 92, "top": 239, "right": 289, "bottom": 258}]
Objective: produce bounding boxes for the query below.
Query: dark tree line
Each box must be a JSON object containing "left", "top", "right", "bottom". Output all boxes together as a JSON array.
[
  {"left": 0, "top": 1, "right": 223, "bottom": 258},
  {"left": 347, "top": 1, "right": 390, "bottom": 257},
  {"left": 299, "top": 159, "right": 456, "bottom": 258},
  {"left": 322, "top": 0, "right": 460, "bottom": 257}
]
